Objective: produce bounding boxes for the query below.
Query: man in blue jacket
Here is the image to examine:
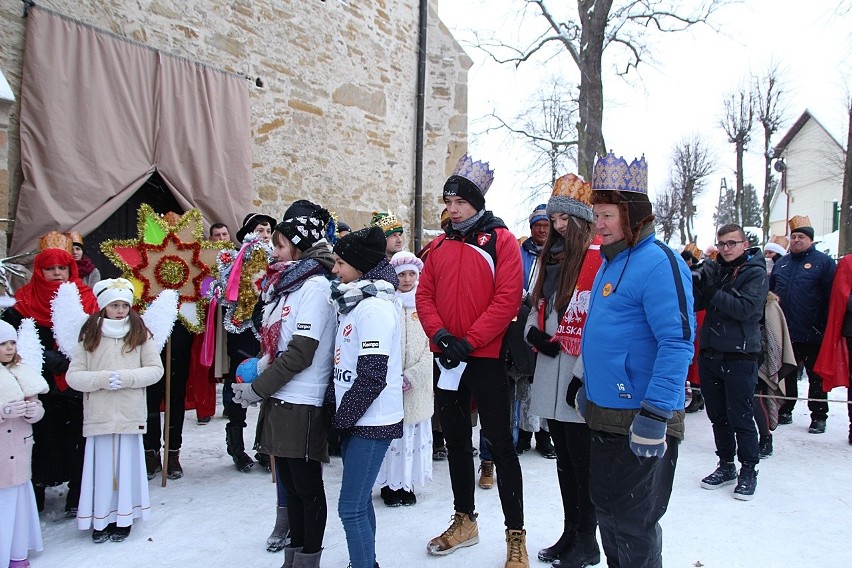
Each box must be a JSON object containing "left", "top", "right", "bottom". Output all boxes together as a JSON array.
[
  {"left": 769, "top": 215, "right": 836, "bottom": 433},
  {"left": 694, "top": 223, "right": 768, "bottom": 501},
  {"left": 579, "top": 152, "right": 694, "bottom": 568}
]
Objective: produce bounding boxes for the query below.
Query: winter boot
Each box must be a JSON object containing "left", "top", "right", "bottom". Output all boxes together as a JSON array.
[
  {"left": 733, "top": 463, "right": 758, "bottom": 501},
  {"left": 256, "top": 452, "right": 272, "bottom": 472},
  {"left": 685, "top": 391, "right": 704, "bottom": 413},
  {"left": 515, "top": 430, "right": 532, "bottom": 455},
  {"left": 537, "top": 521, "right": 576, "bottom": 563},
  {"left": 758, "top": 434, "right": 773, "bottom": 458},
  {"left": 700, "top": 461, "right": 737, "bottom": 490},
  {"left": 552, "top": 530, "right": 600, "bottom": 568},
  {"left": 110, "top": 525, "right": 132, "bottom": 542},
  {"left": 534, "top": 430, "right": 557, "bottom": 459},
  {"left": 92, "top": 523, "right": 116, "bottom": 543},
  {"left": 380, "top": 486, "right": 402, "bottom": 506},
  {"left": 280, "top": 546, "right": 301, "bottom": 568},
  {"left": 145, "top": 450, "right": 162, "bottom": 480},
  {"left": 426, "top": 512, "right": 479, "bottom": 555},
  {"left": 266, "top": 506, "right": 291, "bottom": 552},
  {"left": 777, "top": 411, "right": 793, "bottom": 425},
  {"left": 225, "top": 422, "right": 254, "bottom": 472},
  {"left": 292, "top": 549, "right": 322, "bottom": 568},
  {"left": 504, "top": 528, "right": 530, "bottom": 568},
  {"left": 166, "top": 450, "right": 183, "bottom": 479},
  {"left": 399, "top": 488, "right": 417, "bottom": 506},
  {"left": 478, "top": 460, "right": 494, "bottom": 489},
  {"left": 808, "top": 418, "right": 826, "bottom": 434}
]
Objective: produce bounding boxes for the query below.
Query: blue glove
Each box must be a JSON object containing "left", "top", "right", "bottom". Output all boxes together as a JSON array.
[
  {"left": 629, "top": 402, "right": 672, "bottom": 458},
  {"left": 235, "top": 357, "right": 259, "bottom": 384}
]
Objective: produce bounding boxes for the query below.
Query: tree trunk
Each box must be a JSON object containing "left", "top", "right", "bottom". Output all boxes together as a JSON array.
[
  {"left": 840, "top": 101, "right": 852, "bottom": 256},
  {"left": 735, "top": 140, "right": 745, "bottom": 225},
  {"left": 762, "top": 128, "right": 772, "bottom": 243},
  {"left": 576, "top": 0, "right": 611, "bottom": 180}
]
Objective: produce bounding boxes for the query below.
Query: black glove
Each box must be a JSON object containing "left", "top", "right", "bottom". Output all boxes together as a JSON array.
[
  {"left": 438, "top": 354, "right": 460, "bottom": 369},
  {"left": 433, "top": 328, "right": 474, "bottom": 362},
  {"left": 526, "top": 327, "right": 560, "bottom": 358},
  {"left": 43, "top": 349, "right": 70, "bottom": 375},
  {"left": 565, "top": 376, "right": 583, "bottom": 408}
]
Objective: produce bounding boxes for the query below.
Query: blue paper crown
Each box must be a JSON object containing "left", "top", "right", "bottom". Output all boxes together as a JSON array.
[
  {"left": 592, "top": 151, "right": 648, "bottom": 194},
  {"left": 451, "top": 154, "right": 495, "bottom": 195}
]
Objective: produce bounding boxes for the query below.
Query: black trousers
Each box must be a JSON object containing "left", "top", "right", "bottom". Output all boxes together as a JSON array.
[
  {"left": 780, "top": 342, "right": 828, "bottom": 421},
  {"left": 590, "top": 431, "right": 679, "bottom": 568},
  {"left": 275, "top": 456, "right": 327, "bottom": 553},
  {"left": 144, "top": 323, "right": 192, "bottom": 452},
  {"left": 434, "top": 356, "right": 524, "bottom": 529},
  {"left": 698, "top": 356, "right": 760, "bottom": 464},
  {"left": 547, "top": 419, "right": 596, "bottom": 533}
]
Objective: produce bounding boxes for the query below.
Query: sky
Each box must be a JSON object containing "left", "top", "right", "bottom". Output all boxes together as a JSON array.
[
  {"left": 437, "top": 0, "right": 852, "bottom": 248},
  {"left": 30, "top": 384, "right": 852, "bottom": 567}
]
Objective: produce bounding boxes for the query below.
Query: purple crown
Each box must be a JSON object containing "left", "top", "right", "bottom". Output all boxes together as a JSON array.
[
  {"left": 452, "top": 154, "right": 495, "bottom": 195},
  {"left": 592, "top": 151, "right": 648, "bottom": 194}
]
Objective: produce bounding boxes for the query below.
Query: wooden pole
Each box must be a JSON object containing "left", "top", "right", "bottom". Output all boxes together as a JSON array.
[{"left": 161, "top": 337, "right": 172, "bottom": 487}]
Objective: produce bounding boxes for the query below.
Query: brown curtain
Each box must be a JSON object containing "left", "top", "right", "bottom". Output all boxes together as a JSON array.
[{"left": 11, "top": 6, "right": 252, "bottom": 255}]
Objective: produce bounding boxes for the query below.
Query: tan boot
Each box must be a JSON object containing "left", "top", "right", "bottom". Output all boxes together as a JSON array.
[
  {"left": 505, "top": 529, "right": 530, "bottom": 568},
  {"left": 426, "top": 512, "right": 479, "bottom": 556},
  {"left": 478, "top": 460, "right": 494, "bottom": 489}
]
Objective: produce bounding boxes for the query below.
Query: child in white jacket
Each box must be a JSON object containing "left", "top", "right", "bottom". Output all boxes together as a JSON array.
[
  {"left": 66, "top": 279, "right": 164, "bottom": 544},
  {"left": 376, "top": 251, "right": 433, "bottom": 507},
  {"left": 0, "top": 319, "right": 48, "bottom": 568}
]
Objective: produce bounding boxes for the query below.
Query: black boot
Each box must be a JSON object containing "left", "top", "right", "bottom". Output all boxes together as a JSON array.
[
  {"left": 225, "top": 422, "right": 254, "bottom": 472},
  {"left": 552, "top": 530, "right": 601, "bottom": 568},
  {"left": 685, "top": 391, "right": 704, "bottom": 413},
  {"left": 515, "top": 429, "right": 532, "bottom": 455},
  {"left": 537, "top": 521, "right": 576, "bottom": 562},
  {"left": 534, "top": 430, "right": 557, "bottom": 459},
  {"left": 758, "top": 434, "right": 773, "bottom": 458}
]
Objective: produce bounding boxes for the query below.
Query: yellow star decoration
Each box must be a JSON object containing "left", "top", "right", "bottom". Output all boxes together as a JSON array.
[{"left": 100, "top": 204, "right": 227, "bottom": 333}]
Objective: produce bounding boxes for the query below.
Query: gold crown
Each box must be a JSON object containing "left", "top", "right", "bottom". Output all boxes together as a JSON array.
[
  {"left": 66, "top": 231, "right": 84, "bottom": 246},
  {"left": 38, "top": 231, "right": 73, "bottom": 253},
  {"left": 369, "top": 211, "right": 404, "bottom": 236},
  {"left": 788, "top": 215, "right": 812, "bottom": 231},
  {"left": 551, "top": 174, "right": 592, "bottom": 204},
  {"left": 769, "top": 235, "right": 789, "bottom": 249},
  {"left": 683, "top": 243, "right": 701, "bottom": 260}
]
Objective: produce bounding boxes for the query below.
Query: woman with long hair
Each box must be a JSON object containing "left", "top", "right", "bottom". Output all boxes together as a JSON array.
[{"left": 524, "top": 174, "right": 602, "bottom": 568}]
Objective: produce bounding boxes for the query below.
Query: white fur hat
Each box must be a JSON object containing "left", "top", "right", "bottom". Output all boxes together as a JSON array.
[
  {"left": 0, "top": 320, "right": 16, "bottom": 344},
  {"left": 390, "top": 251, "right": 423, "bottom": 275},
  {"left": 764, "top": 242, "right": 787, "bottom": 256},
  {"left": 92, "top": 278, "right": 135, "bottom": 310}
]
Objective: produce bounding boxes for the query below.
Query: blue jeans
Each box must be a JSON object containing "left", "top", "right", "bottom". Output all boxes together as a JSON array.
[{"left": 339, "top": 435, "right": 392, "bottom": 568}]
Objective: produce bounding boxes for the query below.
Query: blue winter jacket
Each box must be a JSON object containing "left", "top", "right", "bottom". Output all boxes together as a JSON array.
[
  {"left": 769, "top": 244, "right": 836, "bottom": 344},
  {"left": 582, "top": 233, "right": 695, "bottom": 413},
  {"left": 520, "top": 238, "right": 541, "bottom": 292}
]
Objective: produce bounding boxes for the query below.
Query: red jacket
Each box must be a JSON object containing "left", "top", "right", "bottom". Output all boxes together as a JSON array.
[
  {"left": 416, "top": 212, "right": 523, "bottom": 359},
  {"left": 815, "top": 254, "right": 852, "bottom": 390}
]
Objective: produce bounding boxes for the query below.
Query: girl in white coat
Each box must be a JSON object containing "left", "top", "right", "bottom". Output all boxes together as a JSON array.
[
  {"left": 376, "top": 251, "right": 433, "bottom": 507},
  {"left": 0, "top": 319, "right": 48, "bottom": 568},
  {"left": 66, "top": 279, "right": 164, "bottom": 543}
]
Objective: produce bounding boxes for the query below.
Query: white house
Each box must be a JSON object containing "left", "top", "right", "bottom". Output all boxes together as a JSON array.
[{"left": 769, "top": 109, "right": 846, "bottom": 240}]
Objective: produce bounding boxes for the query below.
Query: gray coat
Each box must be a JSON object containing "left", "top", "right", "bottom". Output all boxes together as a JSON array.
[{"left": 524, "top": 299, "right": 584, "bottom": 424}]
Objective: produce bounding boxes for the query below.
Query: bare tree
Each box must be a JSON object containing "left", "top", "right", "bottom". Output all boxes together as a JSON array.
[
  {"left": 720, "top": 87, "right": 755, "bottom": 225},
  {"left": 669, "top": 135, "right": 715, "bottom": 243},
  {"left": 840, "top": 97, "right": 852, "bottom": 255},
  {"left": 754, "top": 63, "right": 787, "bottom": 243},
  {"left": 486, "top": 77, "right": 579, "bottom": 197},
  {"left": 475, "top": 0, "right": 726, "bottom": 178},
  {"left": 654, "top": 184, "right": 681, "bottom": 244}
]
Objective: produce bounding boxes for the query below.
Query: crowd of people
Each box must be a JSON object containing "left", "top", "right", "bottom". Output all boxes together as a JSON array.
[{"left": 1, "top": 151, "right": 851, "bottom": 568}]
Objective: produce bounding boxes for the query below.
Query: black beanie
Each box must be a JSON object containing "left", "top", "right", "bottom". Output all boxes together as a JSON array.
[
  {"left": 283, "top": 199, "right": 322, "bottom": 222},
  {"left": 276, "top": 208, "right": 331, "bottom": 252},
  {"left": 333, "top": 226, "right": 387, "bottom": 273},
  {"left": 790, "top": 226, "right": 815, "bottom": 240},
  {"left": 443, "top": 175, "right": 486, "bottom": 212},
  {"left": 235, "top": 212, "right": 277, "bottom": 243}
]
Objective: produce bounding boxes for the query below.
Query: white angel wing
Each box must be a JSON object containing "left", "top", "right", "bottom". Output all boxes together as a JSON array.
[
  {"left": 51, "top": 282, "right": 90, "bottom": 358},
  {"left": 141, "top": 289, "right": 179, "bottom": 352},
  {"left": 16, "top": 317, "right": 44, "bottom": 375}
]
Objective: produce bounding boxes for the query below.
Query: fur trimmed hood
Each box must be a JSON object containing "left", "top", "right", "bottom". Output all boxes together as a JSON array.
[{"left": 0, "top": 362, "right": 48, "bottom": 404}]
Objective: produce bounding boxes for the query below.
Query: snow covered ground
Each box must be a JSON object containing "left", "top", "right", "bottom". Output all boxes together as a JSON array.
[{"left": 32, "top": 382, "right": 852, "bottom": 568}]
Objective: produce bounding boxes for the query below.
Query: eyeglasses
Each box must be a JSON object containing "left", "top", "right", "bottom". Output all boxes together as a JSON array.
[{"left": 715, "top": 240, "right": 745, "bottom": 249}]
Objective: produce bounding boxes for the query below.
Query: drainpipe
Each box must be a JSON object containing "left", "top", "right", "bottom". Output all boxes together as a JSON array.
[{"left": 413, "top": 0, "right": 428, "bottom": 253}]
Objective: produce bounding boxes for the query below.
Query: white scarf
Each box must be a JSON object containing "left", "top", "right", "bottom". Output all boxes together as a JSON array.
[
  {"left": 396, "top": 286, "right": 417, "bottom": 309},
  {"left": 0, "top": 363, "right": 49, "bottom": 404},
  {"left": 102, "top": 317, "right": 131, "bottom": 339}
]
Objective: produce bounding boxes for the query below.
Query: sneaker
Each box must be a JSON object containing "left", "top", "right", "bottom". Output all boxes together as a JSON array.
[
  {"left": 145, "top": 450, "right": 162, "bottom": 480},
  {"left": 432, "top": 445, "right": 448, "bottom": 461},
  {"left": 110, "top": 525, "right": 132, "bottom": 542},
  {"left": 478, "top": 460, "right": 494, "bottom": 489},
  {"left": 505, "top": 529, "right": 530, "bottom": 568},
  {"left": 167, "top": 450, "right": 183, "bottom": 480},
  {"left": 92, "top": 523, "right": 116, "bottom": 543},
  {"left": 233, "top": 452, "right": 255, "bottom": 473},
  {"left": 700, "top": 461, "right": 737, "bottom": 490},
  {"left": 380, "top": 486, "right": 402, "bottom": 507},
  {"left": 427, "top": 512, "right": 479, "bottom": 556},
  {"left": 778, "top": 411, "right": 793, "bottom": 425},
  {"left": 758, "top": 435, "right": 773, "bottom": 458},
  {"left": 399, "top": 488, "right": 417, "bottom": 506},
  {"left": 733, "top": 464, "right": 757, "bottom": 501},
  {"left": 808, "top": 419, "right": 826, "bottom": 434}
]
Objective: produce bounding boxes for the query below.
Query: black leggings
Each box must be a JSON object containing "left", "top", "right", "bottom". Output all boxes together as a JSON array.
[
  {"left": 275, "top": 456, "right": 327, "bottom": 553},
  {"left": 547, "top": 419, "right": 596, "bottom": 533}
]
